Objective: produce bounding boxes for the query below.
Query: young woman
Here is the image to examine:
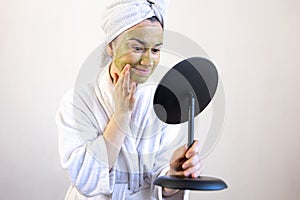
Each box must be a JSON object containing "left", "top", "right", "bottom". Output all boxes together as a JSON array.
[{"left": 56, "top": 1, "right": 203, "bottom": 199}]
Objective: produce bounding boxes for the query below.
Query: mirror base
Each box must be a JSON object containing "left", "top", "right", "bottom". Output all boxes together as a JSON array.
[{"left": 154, "top": 175, "right": 227, "bottom": 191}]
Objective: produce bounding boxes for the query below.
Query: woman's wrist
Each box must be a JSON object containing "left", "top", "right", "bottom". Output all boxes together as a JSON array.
[
  {"left": 162, "top": 170, "right": 179, "bottom": 196},
  {"left": 113, "top": 112, "right": 131, "bottom": 133},
  {"left": 162, "top": 187, "right": 179, "bottom": 197}
]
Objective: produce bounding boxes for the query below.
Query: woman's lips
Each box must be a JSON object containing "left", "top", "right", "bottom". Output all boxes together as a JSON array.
[{"left": 132, "top": 67, "right": 151, "bottom": 76}]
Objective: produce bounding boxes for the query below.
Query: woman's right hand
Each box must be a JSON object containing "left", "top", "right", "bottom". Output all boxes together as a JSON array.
[
  {"left": 113, "top": 64, "right": 137, "bottom": 131},
  {"left": 103, "top": 64, "right": 137, "bottom": 167}
]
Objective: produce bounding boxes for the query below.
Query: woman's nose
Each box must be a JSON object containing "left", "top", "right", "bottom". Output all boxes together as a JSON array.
[{"left": 140, "top": 50, "right": 153, "bottom": 67}]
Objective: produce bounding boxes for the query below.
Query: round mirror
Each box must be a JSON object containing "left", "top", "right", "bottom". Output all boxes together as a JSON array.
[{"left": 153, "top": 57, "right": 219, "bottom": 124}]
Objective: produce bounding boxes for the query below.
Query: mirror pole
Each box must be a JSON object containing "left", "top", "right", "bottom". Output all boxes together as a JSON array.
[{"left": 188, "top": 93, "right": 195, "bottom": 147}]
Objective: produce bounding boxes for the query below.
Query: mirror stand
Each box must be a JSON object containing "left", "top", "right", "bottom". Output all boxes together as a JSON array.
[{"left": 154, "top": 93, "right": 227, "bottom": 191}]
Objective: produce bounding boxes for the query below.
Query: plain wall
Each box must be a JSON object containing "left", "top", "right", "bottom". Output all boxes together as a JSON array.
[{"left": 0, "top": 0, "right": 299, "bottom": 199}]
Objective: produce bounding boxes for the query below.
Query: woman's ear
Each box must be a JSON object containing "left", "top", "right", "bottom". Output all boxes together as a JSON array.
[{"left": 106, "top": 42, "right": 113, "bottom": 57}]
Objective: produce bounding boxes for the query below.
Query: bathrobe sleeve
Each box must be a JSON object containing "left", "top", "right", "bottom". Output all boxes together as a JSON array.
[{"left": 56, "top": 87, "right": 115, "bottom": 197}]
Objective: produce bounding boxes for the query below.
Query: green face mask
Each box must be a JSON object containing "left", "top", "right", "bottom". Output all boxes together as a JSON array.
[{"left": 110, "top": 20, "right": 163, "bottom": 83}]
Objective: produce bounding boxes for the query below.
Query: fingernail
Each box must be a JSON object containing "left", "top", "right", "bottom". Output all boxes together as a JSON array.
[{"left": 184, "top": 171, "right": 189, "bottom": 177}]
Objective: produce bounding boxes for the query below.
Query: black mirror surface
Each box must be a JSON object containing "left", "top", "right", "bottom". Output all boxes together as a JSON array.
[{"left": 153, "top": 57, "right": 218, "bottom": 124}]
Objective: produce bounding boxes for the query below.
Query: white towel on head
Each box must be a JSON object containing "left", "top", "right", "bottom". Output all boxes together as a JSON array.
[
  {"left": 102, "top": 0, "right": 169, "bottom": 44},
  {"left": 98, "top": 0, "right": 169, "bottom": 68}
]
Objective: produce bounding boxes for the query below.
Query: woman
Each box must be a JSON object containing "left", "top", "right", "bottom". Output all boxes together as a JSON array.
[{"left": 56, "top": 1, "right": 203, "bottom": 199}]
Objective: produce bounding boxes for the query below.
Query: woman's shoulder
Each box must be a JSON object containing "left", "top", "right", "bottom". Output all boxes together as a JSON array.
[{"left": 59, "top": 83, "right": 98, "bottom": 110}]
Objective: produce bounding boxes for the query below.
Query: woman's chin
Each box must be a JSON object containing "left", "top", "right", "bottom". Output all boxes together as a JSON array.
[{"left": 131, "top": 75, "right": 149, "bottom": 84}]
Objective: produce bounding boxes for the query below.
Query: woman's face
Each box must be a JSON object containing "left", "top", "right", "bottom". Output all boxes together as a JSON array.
[{"left": 109, "top": 19, "right": 163, "bottom": 83}]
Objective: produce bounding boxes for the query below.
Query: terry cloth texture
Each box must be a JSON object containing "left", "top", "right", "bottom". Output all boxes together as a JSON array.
[{"left": 102, "top": 0, "right": 169, "bottom": 44}]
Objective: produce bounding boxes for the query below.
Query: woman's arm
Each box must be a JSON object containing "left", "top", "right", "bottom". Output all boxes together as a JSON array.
[
  {"left": 103, "top": 64, "right": 136, "bottom": 168},
  {"left": 56, "top": 88, "right": 114, "bottom": 197}
]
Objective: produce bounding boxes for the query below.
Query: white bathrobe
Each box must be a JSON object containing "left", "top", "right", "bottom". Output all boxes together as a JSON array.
[{"left": 56, "top": 66, "right": 189, "bottom": 200}]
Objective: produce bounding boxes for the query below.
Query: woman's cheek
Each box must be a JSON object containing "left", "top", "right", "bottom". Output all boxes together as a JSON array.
[
  {"left": 153, "top": 55, "right": 160, "bottom": 66},
  {"left": 114, "top": 53, "right": 134, "bottom": 70},
  {"left": 130, "top": 52, "right": 143, "bottom": 61}
]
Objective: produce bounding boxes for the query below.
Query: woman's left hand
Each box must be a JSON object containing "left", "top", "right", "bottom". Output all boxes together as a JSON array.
[
  {"left": 168, "top": 140, "right": 204, "bottom": 178},
  {"left": 163, "top": 140, "right": 204, "bottom": 196}
]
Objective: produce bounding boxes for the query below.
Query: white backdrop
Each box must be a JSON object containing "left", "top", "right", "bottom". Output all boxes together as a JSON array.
[{"left": 0, "top": 0, "right": 299, "bottom": 199}]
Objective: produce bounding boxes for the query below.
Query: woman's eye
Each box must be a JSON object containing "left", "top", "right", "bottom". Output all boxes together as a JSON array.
[
  {"left": 133, "top": 46, "right": 144, "bottom": 52},
  {"left": 152, "top": 48, "right": 161, "bottom": 54}
]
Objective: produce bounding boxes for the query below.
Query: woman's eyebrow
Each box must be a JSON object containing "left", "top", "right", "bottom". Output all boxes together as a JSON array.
[
  {"left": 129, "top": 38, "right": 145, "bottom": 45},
  {"left": 154, "top": 42, "right": 163, "bottom": 47},
  {"left": 128, "top": 38, "right": 163, "bottom": 46}
]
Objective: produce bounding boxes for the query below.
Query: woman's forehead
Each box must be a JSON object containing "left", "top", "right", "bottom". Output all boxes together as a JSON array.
[{"left": 116, "top": 20, "right": 163, "bottom": 45}]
